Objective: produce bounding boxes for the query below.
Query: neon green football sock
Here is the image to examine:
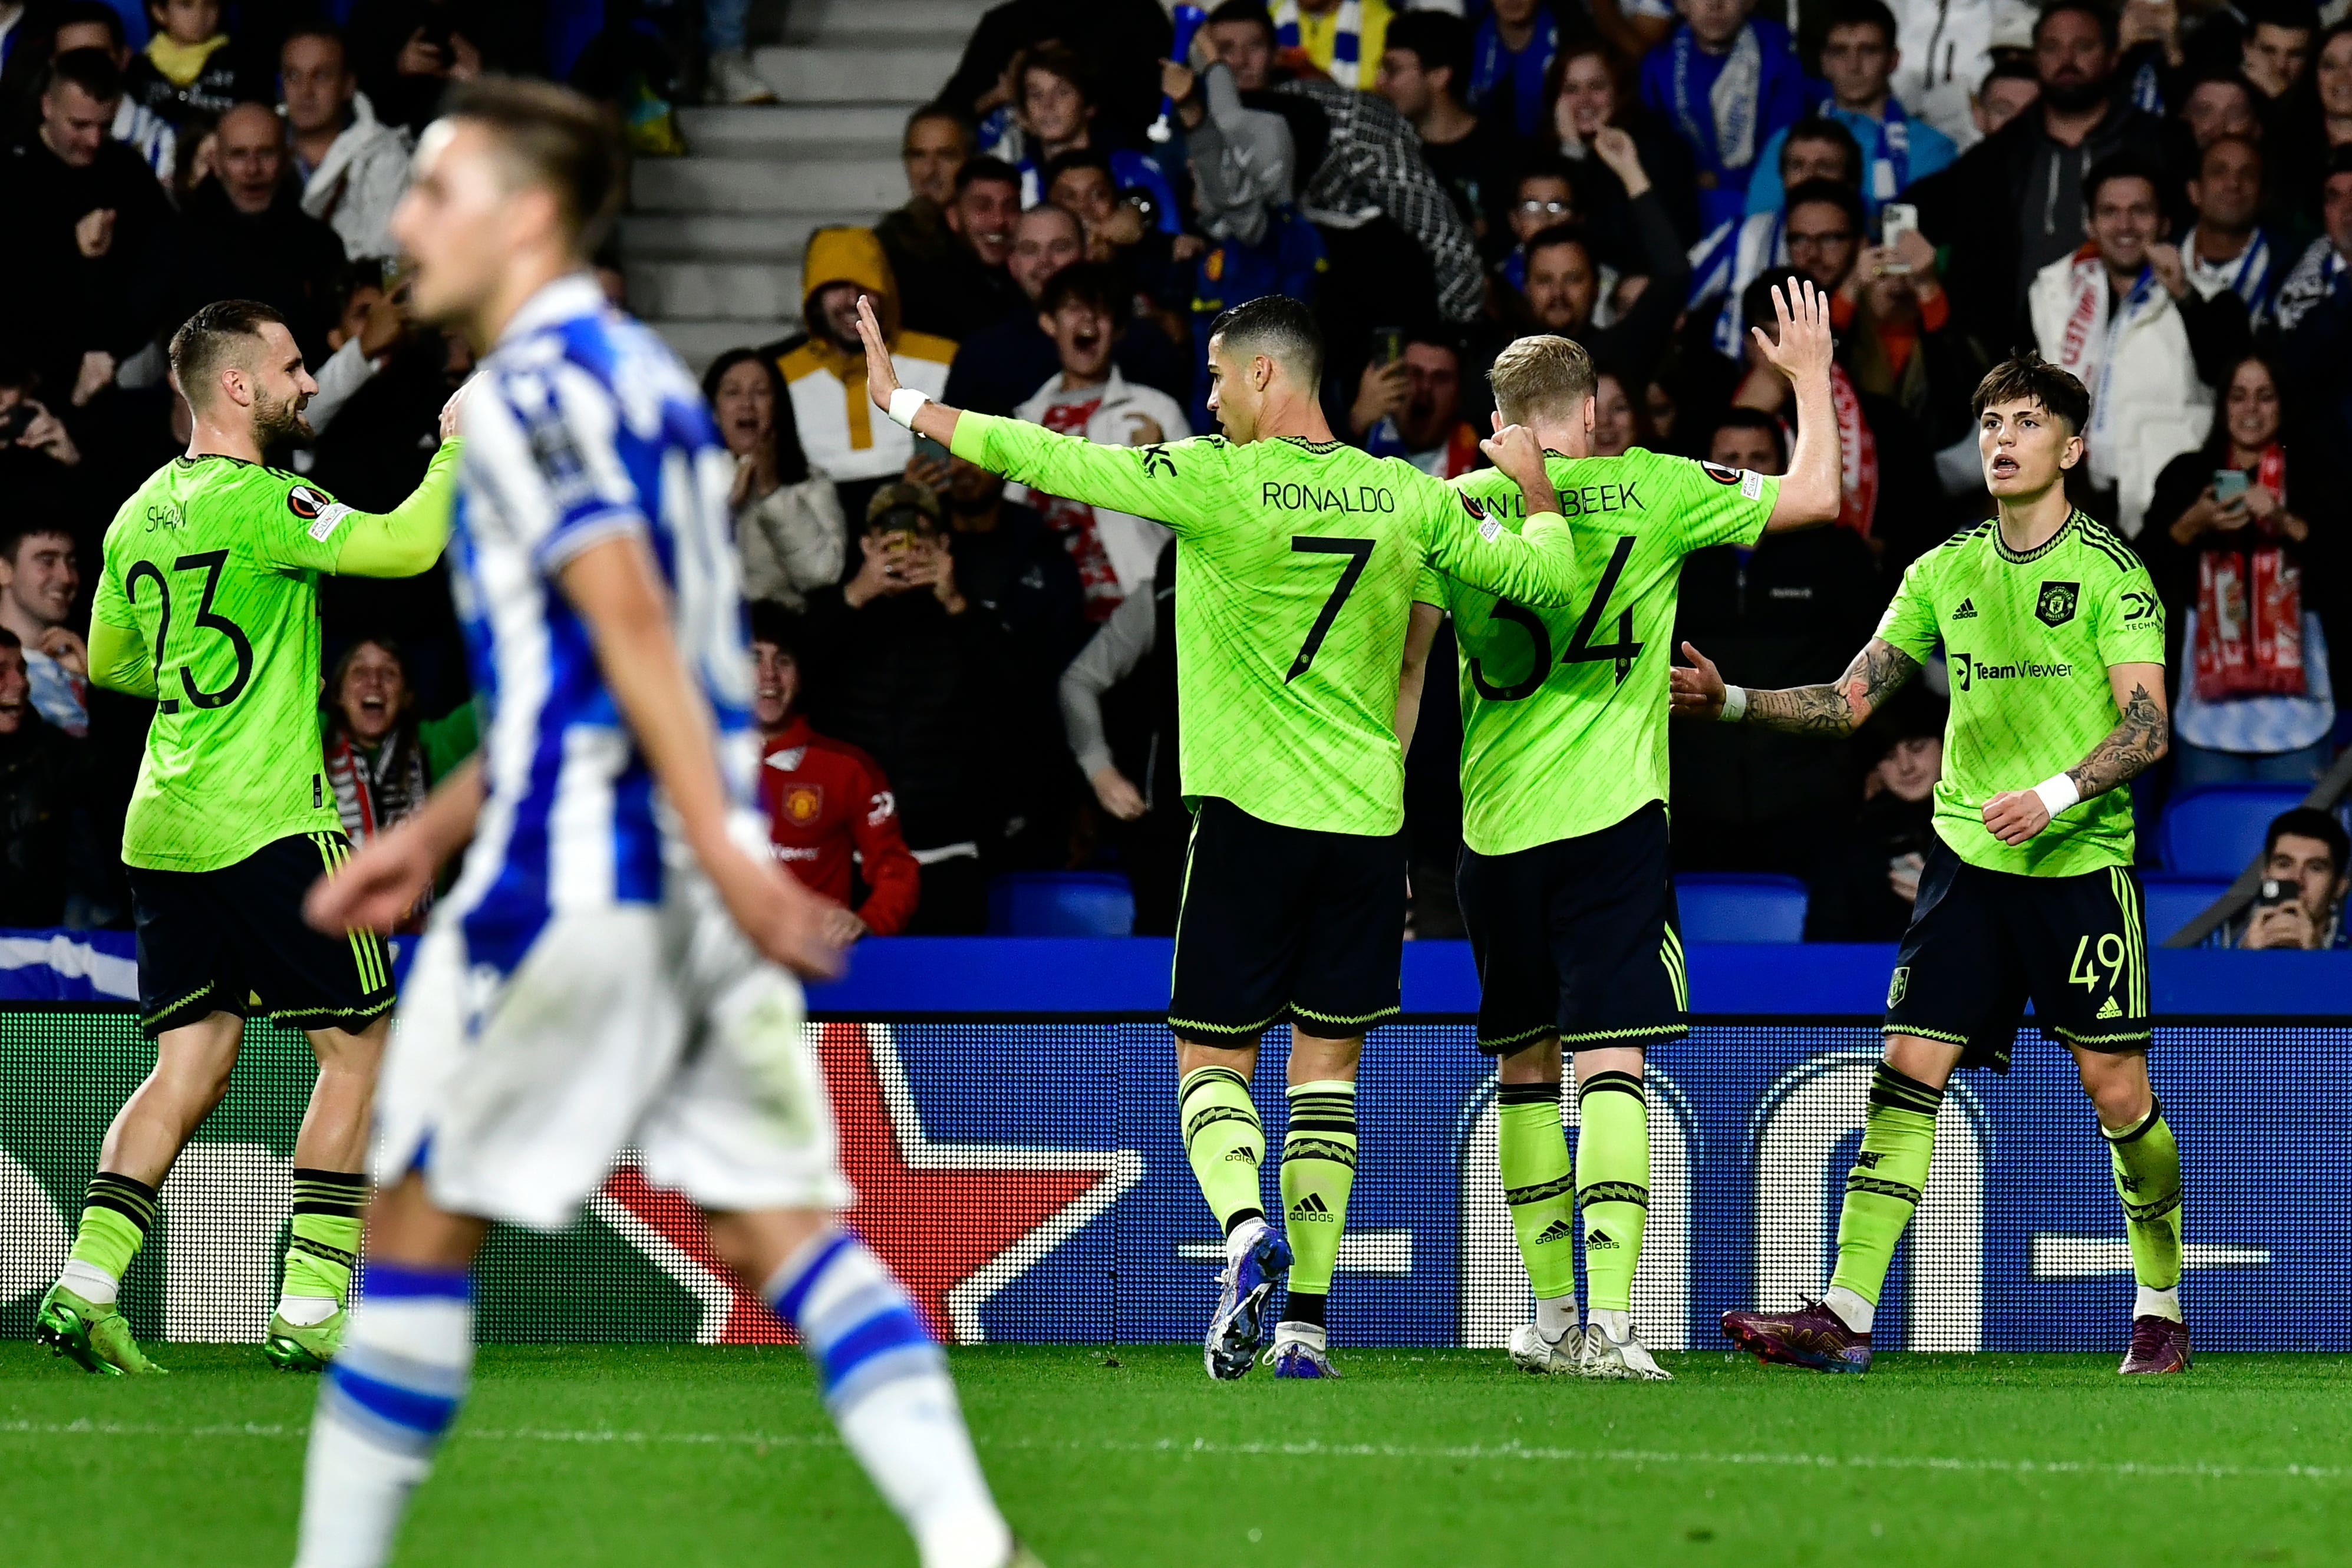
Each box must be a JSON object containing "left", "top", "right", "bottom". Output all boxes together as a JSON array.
[
  {"left": 1827, "top": 1064, "right": 1943, "bottom": 1312},
  {"left": 1575, "top": 1071, "right": 1650, "bottom": 1315},
  {"left": 1498, "top": 1081, "right": 1577, "bottom": 1302},
  {"left": 1179, "top": 1065, "right": 1265, "bottom": 1234},
  {"left": 2103, "top": 1100, "right": 2183, "bottom": 1295},
  {"left": 282, "top": 1168, "right": 368, "bottom": 1308},
  {"left": 67, "top": 1172, "right": 158, "bottom": 1285},
  {"left": 1278, "top": 1080, "right": 1357, "bottom": 1328}
]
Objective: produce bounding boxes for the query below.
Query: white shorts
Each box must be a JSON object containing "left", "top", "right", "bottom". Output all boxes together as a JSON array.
[{"left": 372, "top": 871, "right": 852, "bottom": 1232}]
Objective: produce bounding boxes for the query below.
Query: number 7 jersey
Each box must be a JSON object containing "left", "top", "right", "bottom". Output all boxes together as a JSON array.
[
  {"left": 949, "top": 413, "right": 1588, "bottom": 836},
  {"left": 1423, "top": 448, "right": 1779, "bottom": 854},
  {"left": 95, "top": 456, "right": 365, "bottom": 872}
]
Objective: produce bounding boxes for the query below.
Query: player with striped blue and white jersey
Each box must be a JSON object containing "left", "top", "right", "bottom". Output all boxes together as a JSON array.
[{"left": 289, "top": 78, "right": 1039, "bottom": 1568}]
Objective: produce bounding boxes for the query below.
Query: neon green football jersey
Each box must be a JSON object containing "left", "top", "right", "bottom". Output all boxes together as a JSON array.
[
  {"left": 1420, "top": 448, "right": 1779, "bottom": 854},
  {"left": 1875, "top": 510, "right": 2166, "bottom": 877},
  {"left": 950, "top": 413, "right": 1584, "bottom": 835},
  {"left": 95, "top": 457, "right": 374, "bottom": 871}
]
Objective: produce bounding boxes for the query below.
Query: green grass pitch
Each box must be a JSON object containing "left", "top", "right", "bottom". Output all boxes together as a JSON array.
[{"left": 5, "top": 1343, "right": 2350, "bottom": 1566}]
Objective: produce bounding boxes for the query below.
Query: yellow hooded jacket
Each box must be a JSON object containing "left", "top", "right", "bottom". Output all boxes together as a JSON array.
[{"left": 778, "top": 227, "right": 958, "bottom": 483}]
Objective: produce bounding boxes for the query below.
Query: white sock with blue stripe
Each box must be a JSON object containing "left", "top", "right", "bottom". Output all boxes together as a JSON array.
[
  {"left": 293, "top": 1262, "right": 474, "bottom": 1568},
  {"left": 768, "top": 1229, "right": 1012, "bottom": 1568}
]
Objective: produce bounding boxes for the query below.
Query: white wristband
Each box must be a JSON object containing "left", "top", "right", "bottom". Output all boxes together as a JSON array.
[
  {"left": 886, "top": 387, "right": 930, "bottom": 429},
  {"left": 2032, "top": 771, "right": 2081, "bottom": 818},
  {"left": 1718, "top": 684, "right": 1747, "bottom": 722}
]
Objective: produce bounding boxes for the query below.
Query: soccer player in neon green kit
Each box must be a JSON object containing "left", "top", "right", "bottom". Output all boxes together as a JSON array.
[
  {"left": 1693, "top": 353, "right": 2188, "bottom": 1375},
  {"left": 33, "top": 299, "right": 462, "bottom": 1376},
  {"left": 855, "top": 291, "right": 1584, "bottom": 1378},
  {"left": 1400, "top": 281, "right": 1844, "bottom": 1379}
]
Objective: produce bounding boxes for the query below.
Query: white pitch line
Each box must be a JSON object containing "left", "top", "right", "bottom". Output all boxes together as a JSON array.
[{"left": 4, "top": 1420, "right": 2346, "bottom": 1486}]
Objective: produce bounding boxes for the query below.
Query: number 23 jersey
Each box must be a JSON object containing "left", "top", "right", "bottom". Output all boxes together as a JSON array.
[
  {"left": 94, "top": 456, "right": 355, "bottom": 872},
  {"left": 1423, "top": 448, "right": 1779, "bottom": 856}
]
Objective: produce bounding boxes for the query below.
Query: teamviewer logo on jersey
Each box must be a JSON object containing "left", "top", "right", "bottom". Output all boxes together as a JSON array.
[{"left": 2036, "top": 580, "right": 2080, "bottom": 628}]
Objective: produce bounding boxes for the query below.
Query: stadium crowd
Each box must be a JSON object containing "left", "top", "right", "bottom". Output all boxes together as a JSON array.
[{"left": 2, "top": 0, "right": 2350, "bottom": 945}]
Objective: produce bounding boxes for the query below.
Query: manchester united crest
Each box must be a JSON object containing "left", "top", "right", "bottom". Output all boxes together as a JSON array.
[
  {"left": 2036, "top": 580, "right": 2080, "bottom": 628},
  {"left": 780, "top": 783, "right": 824, "bottom": 825}
]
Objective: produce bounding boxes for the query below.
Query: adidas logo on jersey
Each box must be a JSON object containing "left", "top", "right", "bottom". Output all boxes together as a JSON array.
[
  {"left": 1586, "top": 1229, "right": 1621, "bottom": 1250},
  {"left": 2097, "top": 997, "right": 2123, "bottom": 1019},
  {"left": 1223, "top": 1148, "right": 1255, "bottom": 1162},
  {"left": 1533, "top": 1219, "right": 1575, "bottom": 1245},
  {"left": 1289, "top": 1192, "right": 1334, "bottom": 1221},
  {"left": 1953, "top": 598, "right": 1978, "bottom": 619}
]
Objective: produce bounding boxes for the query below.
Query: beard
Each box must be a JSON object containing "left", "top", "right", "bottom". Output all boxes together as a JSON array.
[
  {"left": 2039, "top": 73, "right": 2109, "bottom": 114},
  {"left": 252, "top": 387, "right": 314, "bottom": 447}
]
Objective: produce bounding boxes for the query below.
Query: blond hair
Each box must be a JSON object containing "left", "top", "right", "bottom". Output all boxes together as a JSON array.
[{"left": 1488, "top": 335, "right": 1596, "bottom": 427}]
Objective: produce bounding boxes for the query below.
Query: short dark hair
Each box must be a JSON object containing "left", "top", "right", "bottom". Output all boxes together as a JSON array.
[
  {"left": 953, "top": 154, "right": 1021, "bottom": 197},
  {"left": 1016, "top": 41, "right": 1094, "bottom": 104},
  {"left": 1206, "top": 0, "right": 1278, "bottom": 42},
  {"left": 1982, "top": 56, "right": 2039, "bottom": 91},
  {"left": 1523, "top": 221, "right": 1592, "bottom": 268},
  {"left": 1823, "top": 0, "right": 1899, "bottom": 48},
  {"left": 904, "top": 102, "right": 973, "bottom": 150},
  {"left": 2197, "top": 131, "right": 2264, "bottom": 181},
  {"left": 41, "top": 45, "right": 122, "bottom": 104},
  {"left": 1038, "top": 260, "right": 1121, "bottom": 317},
  {"left": 56, "top": 2, "right": 127, "bottom": 48},
  {"left": 2245, "top": 0, "right": 2320, "bottom": 34},
  {"left": 1209, "top": 293, "right": 1324, "bottom": 386},
  {"left": 169, "top": 299, "right": 291, "bottom": 412},
  {"left": 1513, "top": 154, "right": 1581, "bottom": 204},
  {"left": 1041, "top": 147, "right": 1114, "bottom": 189},
  {"left": 0, "top": 524, "right": 72, "bottom": 564},
  {"left": 2035, "top": 0, "right": 2119, "bottom": 52},
  {"left": 747, "top": 600, "right": 800, "bottom": 658},
  {"left": 1784, "top": 177, "right": 1865, "bottom": 237},
  {"left": 2266, "top": 807, "right": 2350, "bottom": 876},
  {"left": 1782, "top": 115, "right": 1864, "bottom": 186},
  {"left": 2084, "top": 148, "right": 2165, "bottom": 209},
  {"left": 441, "top": 76, "right": 626, "bottom": 253},
  {"left": 1971, "top": 352, "right": 2092, "bottom": 434},
  {"left": 1708, "top": 405, "right": 1789, "bottom": 466},
  {"left": 1385, "top": 10, "right": 1473, "bottom": 92},
  {"left": 281, "top": 21, "right": 349, "bottom": 63}
]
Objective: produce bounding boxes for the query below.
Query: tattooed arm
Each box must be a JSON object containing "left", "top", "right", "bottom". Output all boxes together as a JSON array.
[
  {"left": 1670, "top": 638, "right": 1922, "bottom": 737},
  {"left": 1982, "top": 663, "right": 2169, "bottom": 846}
]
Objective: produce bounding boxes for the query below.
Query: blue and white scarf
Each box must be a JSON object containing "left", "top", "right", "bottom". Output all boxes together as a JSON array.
[
  {"left": 1275, "top": 0, "right": 1374, "bottom": 90},
  {"left": 2274, "top": 237, "right": 2349, "bottom": 334},
  {"left": 1687, "top": 210, "right": 1788, "bottom": 356},
  {"left": 1469, "top": 8, "right": 1559, "bottom": 140},
  {"left": 1815, "top": 94, "right": 1915, "bottom": 204},
  {"left": 1668, "top": 22, "right": 1765, "bottom": 183},
  {"left": 2183, "top": 226, "right": 2279, "bottom": 329}
]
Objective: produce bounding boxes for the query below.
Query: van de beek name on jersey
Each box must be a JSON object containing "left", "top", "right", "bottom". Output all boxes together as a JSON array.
[{"left": 1478, "top": 481, "right": 1647, "bottom": 519}]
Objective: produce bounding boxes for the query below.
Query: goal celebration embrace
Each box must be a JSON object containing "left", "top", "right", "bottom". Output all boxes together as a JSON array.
[{"left": 8, "top": 2, "right": 2352, "bottom": 1560}]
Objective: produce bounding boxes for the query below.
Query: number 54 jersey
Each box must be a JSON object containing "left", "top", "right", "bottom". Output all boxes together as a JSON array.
[
  {"left": 94, "top": 455, "right": 429, "bottom": 873},
  {"left": 1424, "top": 449, "right": 1779, "bottom": 856}
]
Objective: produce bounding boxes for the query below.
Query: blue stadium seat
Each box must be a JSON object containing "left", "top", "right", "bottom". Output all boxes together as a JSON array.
[
  {"left": 1674, "top": 874, "right": 1809, "bottom": 943},
  {"left": 2157, "top": 784, "right": 2311, "bottom": 876},
  {"left": 2139, "top": 873, "right": 2232, "bottom": 945},
  {"left": 987, "top": 872, "right": 1136, "bottom": 936}
]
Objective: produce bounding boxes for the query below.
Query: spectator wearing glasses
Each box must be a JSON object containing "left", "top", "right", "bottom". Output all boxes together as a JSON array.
[
  {"left": 1377, "top": 11, "right": 1512, "bottom": 247},
  {"left": 2205, "top": 808, "right": 2352, "bottom": 949},
  {"left": 1691, "top": 116, "right": 1862, "bottom": 356}
]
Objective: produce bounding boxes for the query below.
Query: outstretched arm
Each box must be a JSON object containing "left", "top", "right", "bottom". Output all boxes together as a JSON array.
[
  {"left": 1750, "top": 278, "right": 1842, "bottom": 533},
  {"left": 857, "top": 293, "right": 961, "bottom": 451},
  {"left": 1981, "top": 663, "right": 2168, "bottom": 846},
  {"left": 1670, "top": 637, "right": 1921, "bottom": 737}
]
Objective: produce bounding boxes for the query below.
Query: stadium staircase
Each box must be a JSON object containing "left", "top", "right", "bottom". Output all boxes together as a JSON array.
[{"left": 622, "top": 0, "right": 994, "bottom": 370}]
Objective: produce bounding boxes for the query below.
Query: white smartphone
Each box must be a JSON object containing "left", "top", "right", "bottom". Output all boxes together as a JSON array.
[{"left": 1879, "top": 203, "right": 1918, "bottom": 273}]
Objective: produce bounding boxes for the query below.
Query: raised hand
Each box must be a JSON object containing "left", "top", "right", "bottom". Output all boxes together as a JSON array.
[
  {"left": 855, "top": 295, "right": 901, "bottom": 410},
  {"left": 1670, "top": 641, "right": 1727, "bottom": 720},
  {"left": 1751, "top": 277, "right": 1833, "bottom": 389}
]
